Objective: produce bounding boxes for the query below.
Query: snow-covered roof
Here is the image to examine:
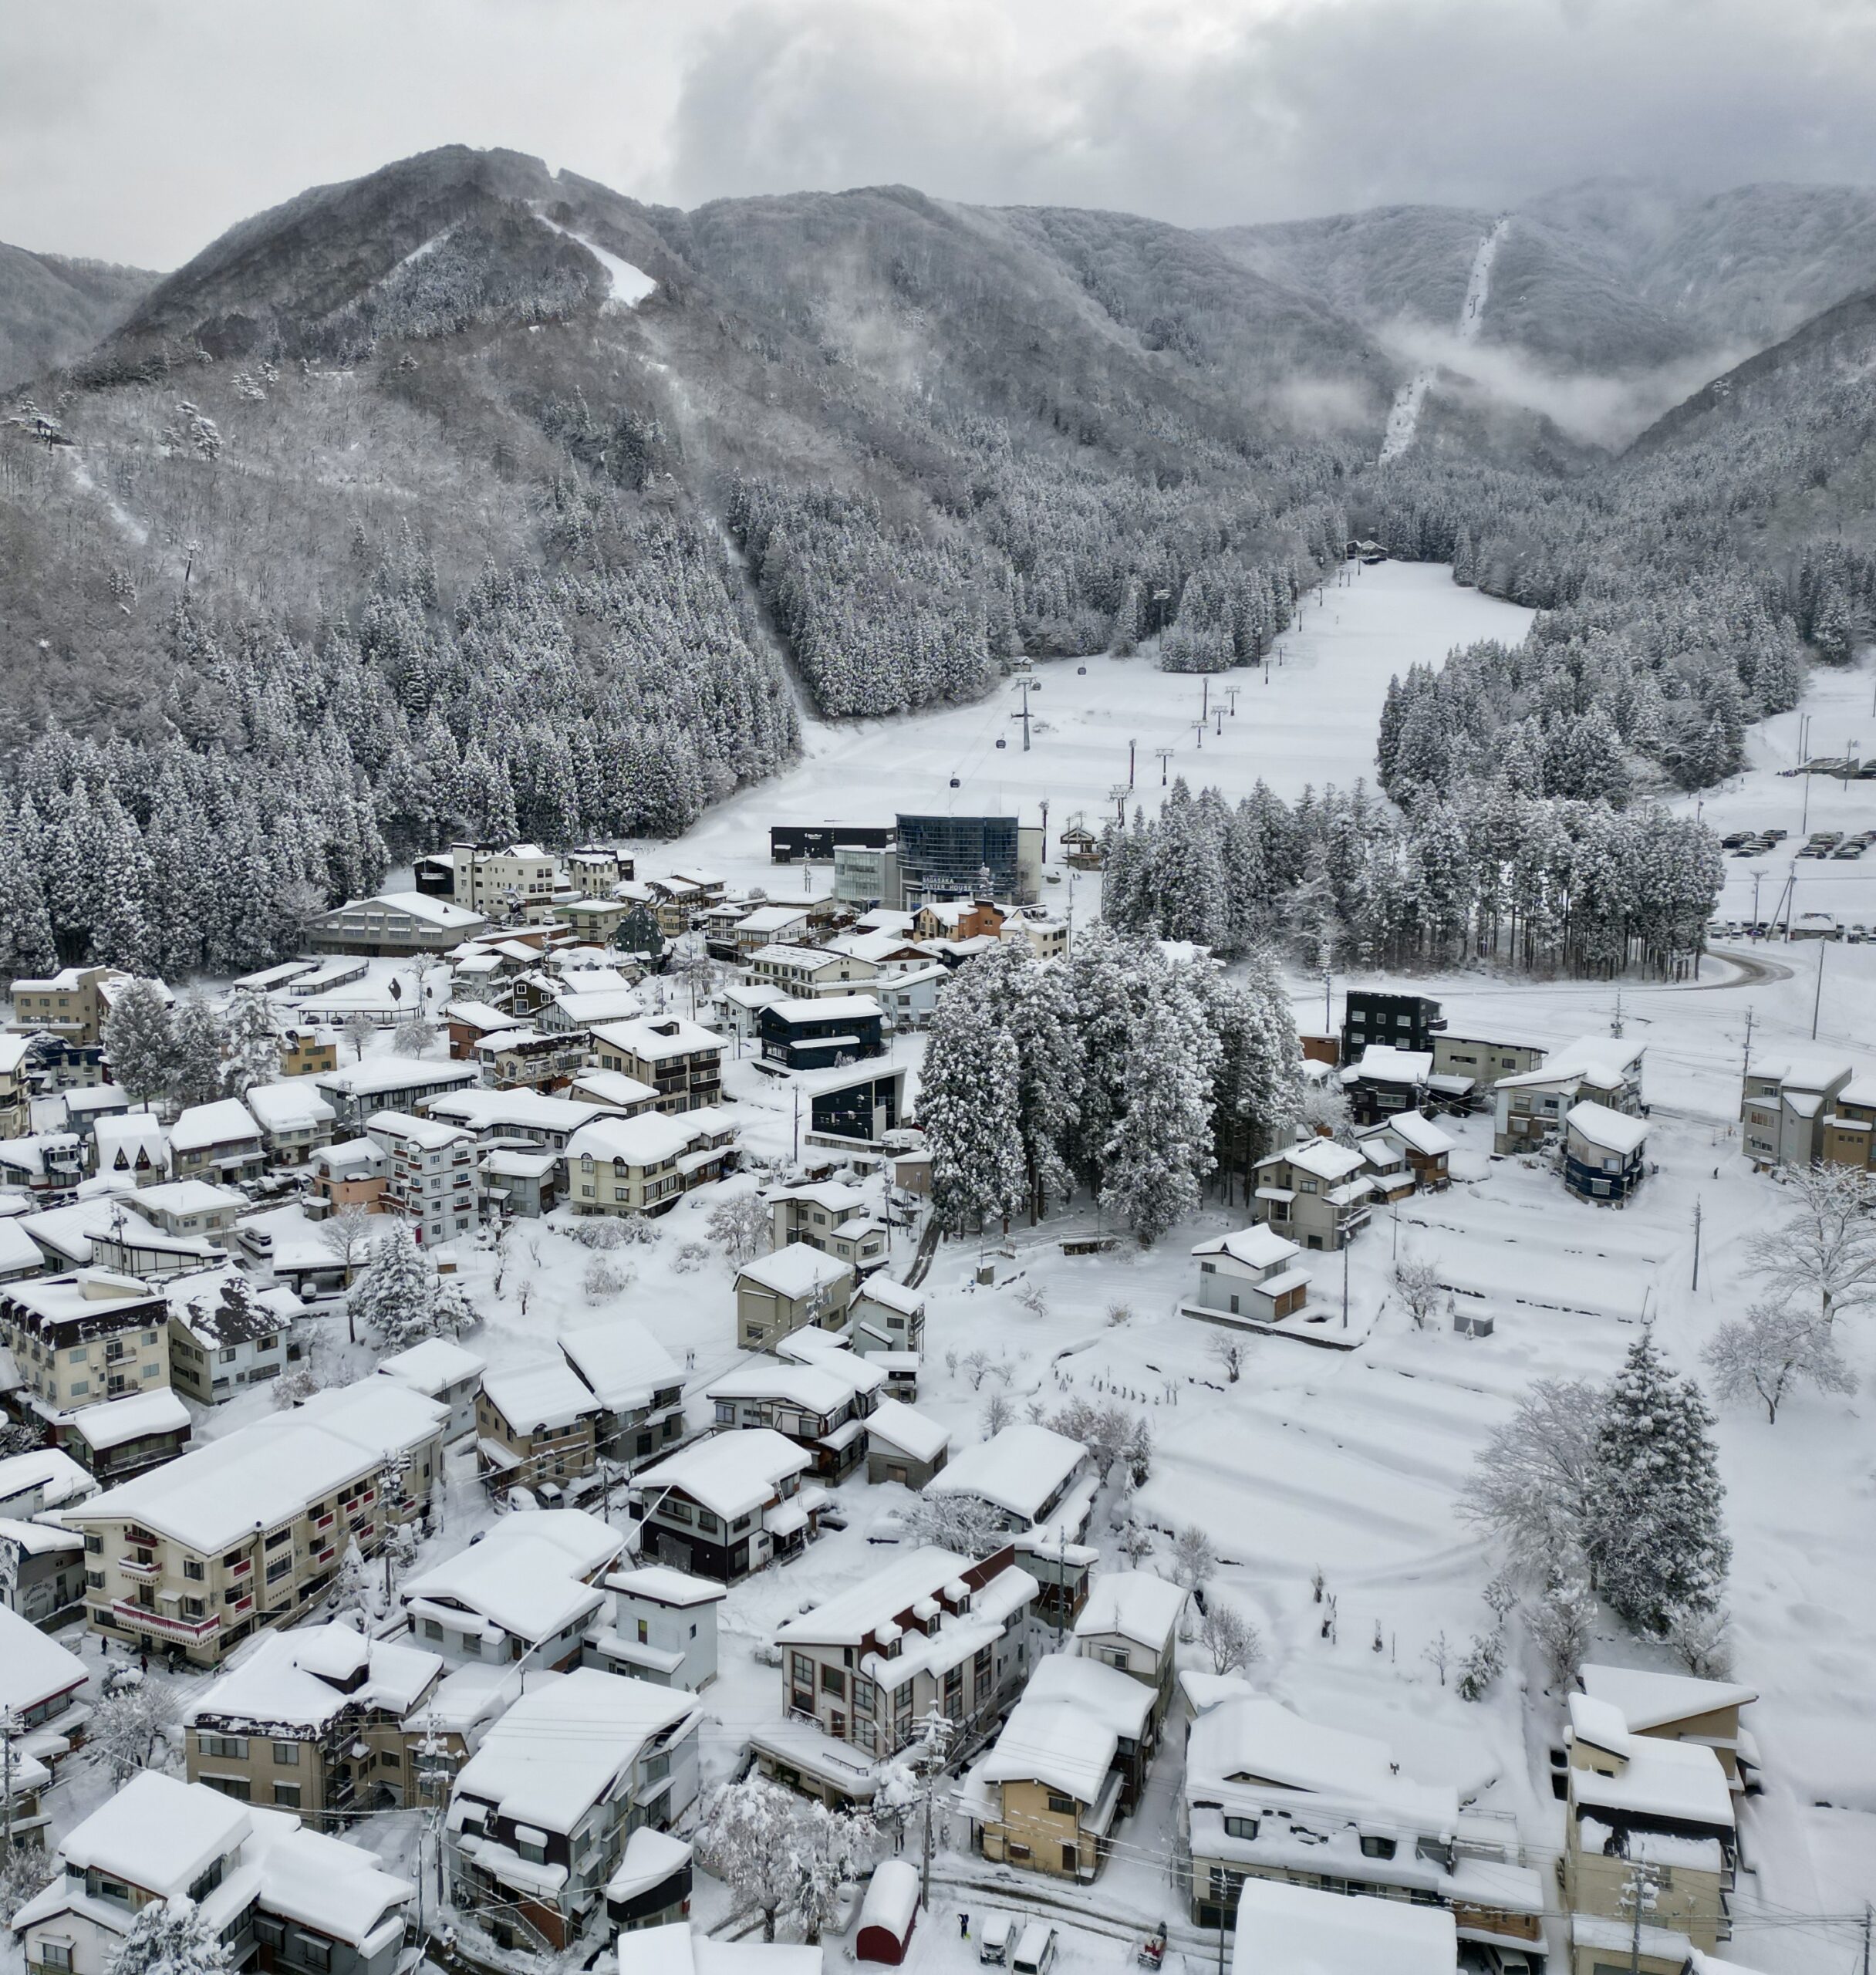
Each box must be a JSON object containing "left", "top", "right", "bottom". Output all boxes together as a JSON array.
[
  {"left": 736, "top": 1244, "right": 854, "bottom": 1299},
  {"left": 734, "top": 905, "right": 811, "bottom": 933},
  {"left": 165, "top": 1265, "right": 303, "bottom": 1346},
  {"left": 482, "top": 1359, "right": 602, "bottom": 1433},
  {"left": 1567, "top": 1692, "right": 1735, "bottom": 1829},
  {"left": 366, "top": 1109, "right": 471, "bottom": 1150},
  {"left": 403, "top": 1510, "right": 619, "bottom": 1645},
  {"left": 1498, "top": 1034, "right": 1645, "bottom": 1092},
  {"left": 251, "top": 1821, "right": 413, "bottom": 1945},
  {"left": 140, "top": 1179, "right": 245, "bottom": 1217},
  {"left": 444, "top": 1000, "right": 526, "bottom": 1034},
  {"left": 1351, "top": 1045, "right": 1432, "bottom": 1085},
  {"left": 1580, "top": 1662, "right": 1757, "bottom": 1731},
  {"left": 635, "top": 1429, "right": 811, "bottom": 1521},
  {"left": 608, "top": 1565, "right": 727, "bottom": 1609},
  {"left": 1229, "top": 1875, "right": 1456, "bottom": 1975},
  {"left": 1749, "top": 1053, "right": 1851, "bottom": 1092},
  {"left": 569, "top": 1112, "right": 708, "bottom": 1169},
  {"left": 427, "top": 1089, "right": 604, "bottom": 1137},
  {"left": 453, "top": 1666, "right": 697, "bottom": 1831},
  {"left": 552, "top": 988, "right": 644, "bottom": 1024},
  {"left": 245, "top": 1082, "right": 339, "bottom": 1134},
  {"left": 864, "top": 1396, "right": 950, "bottom": 1465},
  {"left": 168, "top": 1098, "right": 261, "bottom": 1152},
  {"left": 0, "top": 1601, "right": 88, "bottom": 1714},
  {"left": 0, "top": 1514, "right": 81, "bottom": 1557},
  {"left": 1382, "top": 1111, "right": 1454, "bottom": 1156},
  {"left": 559, "top": 1318, "right": 683, "bottom": 1411},
  {"left": 708, "top": 1359, "right": 869, "bottom": 1416},
  {"left": 377, "top": 1335, "right": 487, "bottom": 1398},
  {"left": 0, "top": 1445, "right": 98, "bottom": 1512},
  {"left": 855, "top": 1274, "right": 926, "bottom": 1317},
  {"left": 69, "top": 1386, "right": 191, "bottom": 1450},
  {"left": 857, "top": 1858, "right": 920, "bottom": 1941},
  {"left": 565, "top": 1068, "right": 663, "bottom": 1112},
  {"left": 766, "top": 994, "right": 882, "bottom": 1024},
  {"left": 1566, "top": 1101, "right": 1651, "bottom": 1155},
  {"left": 1073, "top": 1570, "right": 1187, "bottom": 1652},
  {"left": 619, "top": 1923, "right": 820, "bottom": 1975},
  {"left": 67, "top": 1380, "right": 446, "bottom": 1552},
  {"left": 776, "top": 1545, "right": 982, "bottom": 1647},
  {"left": 926, "top": 1421, "right": 1087, "bottom": 1522},
  {"left": 0, "top": 1216, "right": 45, "bottom": 1275},
  {"left": 359, "top": 890, "right": 484, "bottom": 928},
  {"left": 1258, "top": 1138, "right": 1368, "bottom": 1183},
  {"left": 1191, "top": 1226, "right": 1301, "bottom": 1271},
  {"left": 184, "top": 1622, "right": 440, "bottom": 1731},
  {"left": 49, "top": 1770, "right": 247, "bottom": 1896},
  {"left": 773, "top": 1329, "right": 886, "bottom": 1391},
  {"left": 315, "top": 1058, "right": 478, "bottom": 1099},
  {"left": 604, "top": 1827, "right": 693, "bottom": 1904},
  {"left": 589, "top": 1016, "right": 724, "bottom": 1062},
  {"left": 980, "top": 1652, "right": 1154, "bottom": 1802}
]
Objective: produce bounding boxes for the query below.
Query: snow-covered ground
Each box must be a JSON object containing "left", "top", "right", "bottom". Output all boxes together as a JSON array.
[
  {"left": 31, "top": 592, "right": 1876, "bottom": 1975},
  {"left": 627, "top": 559, "right": 1534, "bottom": 904}
]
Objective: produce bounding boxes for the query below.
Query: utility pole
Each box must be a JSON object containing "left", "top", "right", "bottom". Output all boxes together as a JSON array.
[
  {"left": 1749, "top": 867, "right": 1764, "bottom": 933},
  {"left": 1799, "top": 711, "right": 1814, "bottom": 835},
  {"left": 1741, "top": 1007, "right": 1755, "bottom": 1082},
  {"left": 1341, "top": 1239, "right": 1350, "bottom": 1330},
  {"left": 1621, "top": 1860, "right": 1664, "bottom": 1975},
  {"left": 1812, "top": 933, "right": 1827, "bottom": 1041},
  {"left": 2, "top": 1707, "right": 19, "bottom": 1858},
  {"left": 1611, "top": 986, "right": 1625, "bottom": 1039},
  {"left": 792, "top": 1085, "right": 801, "bottom": 1163},
  {"left": 1691, "top": 1198, "right": 1702, "bottom": 1291},
  {"left": 916, "top": 1707, "right": 953, "bottom": 1910}
]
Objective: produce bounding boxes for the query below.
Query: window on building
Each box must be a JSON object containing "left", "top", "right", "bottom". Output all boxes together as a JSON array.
[
  {"left": 274, "top": 1742, "right": 300, "bottom": 1765},
  {"left": 1359, "top": 1835, "right": 1396, "bottom": 1859}
]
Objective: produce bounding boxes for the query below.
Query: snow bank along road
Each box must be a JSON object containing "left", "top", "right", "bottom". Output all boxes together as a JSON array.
[{"left": 640, "top": 559, "right": 1535, "bottom": 899}]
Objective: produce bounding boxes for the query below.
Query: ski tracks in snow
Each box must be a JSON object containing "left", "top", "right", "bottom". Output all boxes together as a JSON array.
[{"left": 1378, "top": 213, "right": 1512, "bottom": 464}]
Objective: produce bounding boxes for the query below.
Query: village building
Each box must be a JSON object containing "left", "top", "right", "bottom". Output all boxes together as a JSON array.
[
  {"left": 8, "top": 965, "right": 140, "bottom": 1046},
  {"left": 768, "top": 1179, "right": 888, "bottom": 1273},
  {"left": 474, "top": 1359, "right": 606, "bottom": 1494},
  {"left": 57, "top": 1084, "right": 131, "bottom": 1143},
  {"left": 183, "top": 1622, "right": 444, "bottom": 1820},
  {"left": 1564, "top": 1102, "right": 1650, "bottom": 1204},
  {"left": 0, "top": 1514, "right": 86, "bottom": 1630},
  {"left": 960, "top": 1650, "right": 1157, "bottom": 1881},
  {"left": 278, "top": 1025, "right": 339, "bottom": 1078},
  {"left": 444, "top": 999, "right": 528, "bottom": 1059},
  {"left": 423, "top": 1087, "right": 614, "bottom": 1150},
  {"left": 585, "top": 1565, "right": 724, "bottom": 1693},
  {"left": 1353, "top": 1128, "right": 1416, "bottom": 1204},
  {"left": 1563, "top": 1690, "right": 1738, "bottom": 1970},
  {"left": 365, "top": 1109, "right": 482, "bottom": 1245},
  {"left": 1739, "top": 1055, "right": 1854, "bottom": 1168},
  {"left": 307, "top": 1136, "right": 387, "bottom": 1215},
  {"left": 0, "top": 1599, "right": 89, "bottom": 1752},
  {"left": 1340, "top": 988, "right": 1446, "bottom": 1062},
  {"left": 757, "top": 994, "right": 885, "bottom": 1071},
  {"left": 1342, "top": 1043, "right": 1434, "bottom": 1126},
  {"left": 911, "top": 897, "right": 1007, "bottom": 942},
  {"left": 0, "top": 1131, "right": 84, "bottom": 1197},
  {"left": 472, "top": 1025, "right": 589, "bottom": 1093},
  {"left": 309, "top": 890, "right": 488, "bottom": 955},
  {"left": 0, "top": 1032, "right": 33, "bottom": 1138},
  {"left": 1430, "top": 1031, "right": 1547, "bottom": 1092},
  {"left": 0, "top": 1445, "right": 99, "bottom": 1520},
  {"left": 745, "top": 944, "right": 881, "bottom": 999},
  {"left": 715, "top": 981, "right": 788, "bottom": 1045},
  {"left": 850, "top": 1274, "right": 926, "bottom": 1364},
  {"left": 708, "top": 1352, "right": 881, "bottom": 1482},
  {"left": 0, "top": 1268, "right": 171, "bottom": 1423},
  {"left": 864, "top": 1396, "right": 951, "bottom": 1487},
  {"left": 1249, "top": 1139, "right": 1373, "bottom": 1252},
  {"left": 245, "top": 1080, "right": 338, "bottom": 1164},
  {"left": 1372, "top": 1109, "right": 1456, "bottom": 1190},
  {"left": 756, "top": 1544, "right": 1038, "bottom": 1805},
  {"left": 588, "top": 1016, "right": 724, "bottom": 1114},
  {"left": 1493, "top": 1035, "right": 1645, "bottom": 1154},
  {"left": 447, "top": 1668, "right": 702, "bottom": 1950},
  {"left": 313, "top": 1057, "right": 479, "bottom": 1133},
  {"left": 557, "top": 1318, "right": 687, "bottom": 1465},
  {"left": 1179, "top": 1673, "right": 1543, "bottom": 1954},
  {"left": 430, "top": 840, "right": 562, "bottom": 920},
  {"left": 90, "top": 1113, "right": 172, "bottom": 1187},
  {"left": 64, "top": 1379, "right": 447, "bottom": 1666},
  {"left": 727, "top": 903, "right": 813, "bottom": 959},
  {"left": 1071, "top": 1571, "right": 1188, "bottom": 1737},
  {"left": 734, "top": 1244, "right": 856, "bottom": 1349},
  {"left": 0, "top": 1213, "right": 42, "bottom": 1284},
  {"left": 135, "top": 1179, "right": 245, "bottom": 1241},
  {"left": 629, "top": 1428, "right": 815, "bottom": 1582},
  {"left": 1001, "top": 913, "right": 1069, "bottom": 960},
  {"left": 165, "top": 1264, "right": 303, "bottom": 1403},
  {"left": 790, "top": 1060, "right": 909, "bottom": 1150},
  {"left": 925, "top": 1421, "right": 1095, "bottom": 1540},
  {"left": 375, "top": 1335, "right": 486, "bottom": 1443},
  {"left": 61, "top": 1386, "right": 193, "bottom": 1484},
  {"left": 871, "top": 964, "right": 947, "bottom": 1032},
  {"left": 1183, "top": 1227, "right": 1313, "bottom": 1332},
  {"left": 12, "top": 1771, "right": 414, "bottom": 1975},
  {"left": 1821, "top": 1073, "right": 1876, "bottom": 1172},
  {"left": 402, "top": 1508, "right": 622, "bottom": 1670},
  {"left": 566, "top": 1111, "right": 736, "bottom": 1218}
]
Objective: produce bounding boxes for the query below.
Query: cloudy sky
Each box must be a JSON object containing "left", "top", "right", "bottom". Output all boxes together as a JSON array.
[{"left": 5, "top": 0, "right": 1876, "bottom": 268}]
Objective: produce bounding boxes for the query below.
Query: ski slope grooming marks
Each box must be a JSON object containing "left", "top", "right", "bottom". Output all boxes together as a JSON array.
[
  {"left": 1378, "top": 214, "right": 1512, "bottom": 464},
  {"left": 536, "top": 213, "right": 656, "bottom": 307}
]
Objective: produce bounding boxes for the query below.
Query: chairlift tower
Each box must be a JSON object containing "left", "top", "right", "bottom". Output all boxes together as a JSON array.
[{"left": 1154, "top": 747, "right": 1176, "bottom": 787}]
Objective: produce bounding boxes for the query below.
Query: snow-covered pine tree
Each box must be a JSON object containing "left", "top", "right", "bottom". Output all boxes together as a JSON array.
[
  {"left": 1588, "top": 1333, "right": 1731, "bottom": 1634},
  {"left": 1100, "top": 960, "right": 1219, "bottom": 1245},
  {"left": 919, "top": 968, "right": 1026, "bottom": 1235},
  {"left": 100, "top": 978, "right": 177, "bottom": 1107},
  {"left": 167, "top": 992, "right": 231, "bottom": 1111},
  {"left": 348, "top": 1222, "right": 442, "bottom": 1352}
]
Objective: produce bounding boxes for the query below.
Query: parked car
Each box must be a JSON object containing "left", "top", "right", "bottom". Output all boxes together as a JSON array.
[
  {"left": 1013, "top": 1926, "right": 1058, "bottom": 1975},
  {"left": 980, "top": 1916, "right": 1015, "bottom": 1966}
]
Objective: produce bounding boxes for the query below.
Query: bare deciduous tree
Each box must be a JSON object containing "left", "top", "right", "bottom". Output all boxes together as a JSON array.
[
  {"left": 1199, "top": 1599, "right": 1264, "bottom": 1675},
  {"left": 1457, "top": 1377, "right": 1604, "bottom": 1584},
  {"left": 1703, "top": 1296, "right": 1855, "bottom": 1423},
  {"left": 1208, "top": 1332, "right": 1249, "bottom": 1382},
  {"left": 1392, "top": 1256, "right": 1443, "bottom": 1331},
  {"left": 1746, "top": 1163, "right": 1876, "bottom": 1328},
  {"left": 707, "top": 1193, "right": 772, "bottom": 1266}
]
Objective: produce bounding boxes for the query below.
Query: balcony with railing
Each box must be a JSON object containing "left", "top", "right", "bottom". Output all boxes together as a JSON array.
[{"left": 111, "top": 1599, "right": 220, "bottom": 1643}]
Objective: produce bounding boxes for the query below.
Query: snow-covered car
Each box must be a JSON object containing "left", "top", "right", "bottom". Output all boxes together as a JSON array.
[{"left": 865, "top": 1511, "right": 907, "bottom": 1545}]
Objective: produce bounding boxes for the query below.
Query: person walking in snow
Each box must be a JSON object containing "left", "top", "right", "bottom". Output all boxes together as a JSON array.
[{"left": 959, "top": 1914, "right": 970, "bottom": 1940}]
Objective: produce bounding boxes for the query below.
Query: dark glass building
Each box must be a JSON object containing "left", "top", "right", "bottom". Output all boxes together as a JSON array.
[{"left": 895, "top": 813, "right": 1018, "bottom": 904}]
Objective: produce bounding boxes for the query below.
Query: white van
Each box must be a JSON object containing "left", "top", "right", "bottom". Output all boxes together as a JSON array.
[
  {"left": 979, "top": 1915, "right": 1014, "bottom": 1966},
  {"left": 1012, "top": 1924, "right": 1057, "bottom": 1975}
]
